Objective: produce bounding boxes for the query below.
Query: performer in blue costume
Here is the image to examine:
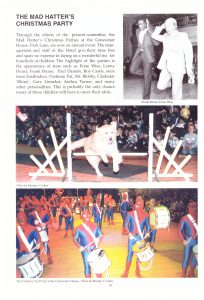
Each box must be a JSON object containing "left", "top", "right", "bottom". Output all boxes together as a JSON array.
[
  {"left": 28, "top": 205, "right": 53, "bottom": 264},
  {"left": 57, "top": 196, "right": 74, "bottom": 238},
  {"left": 120, "top": 192, "right": 129, "bottom": 235},
  {"left": 74, "top": 210, "right": 103, "bottom": 278},
  {"left": 121, "top": 196, "right": 150, "bottom": 278},
  {"left": 92, "top": 194, "right": 102, "bottom": 229},
  {"left": 179, "top": 201, "right": 198, "bottom": 277}
]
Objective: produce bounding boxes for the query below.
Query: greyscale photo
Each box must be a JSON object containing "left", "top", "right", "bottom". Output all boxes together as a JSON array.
[{"left": 123, "top": 14, "right": 197, "bottom": 100}]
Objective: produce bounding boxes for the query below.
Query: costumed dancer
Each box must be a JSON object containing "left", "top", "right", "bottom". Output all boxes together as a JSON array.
[
  {"left": 81, "top": 196, "right": 89, "bottom": 212},
  {"left": 148, "top": 198, "right": 157, "bottom": 249},
  {"left": 103, "top": 194, "right": 109, "bottom": 222},
  {"left": 120, "top": 192, "right": 129, "bottom": 235},
  {"left": 92, "top": 194, "right": 102, "bottom": 229},
  {"left": 179, "top": 201, "right": 198, "bottom": 277},
  {"left": 74, "top": 210, "right": 103, "bottom": 278},
  {"left": 48, "top": 194, "right": 58, "bottom": 228},
  {"left": 16, "top": 212, "right": 41, "bottom": 277},
  {"left": 121, "top": 196, "right": 150, "bottom": 278},
  {"left": 107, "top": 195, "right": 116, "bottom": 225},
  {"left": 16, "top": 211, "right": 41, "bottom": 258},
  {"left": 57, "top": 196, "right": 74, "bottom": 238},
  {"left": 22, "top": 196, "right": 34, "bottom": 217},
  {"left": 28, "top": 205, "right": 53, "bottom": 264}
]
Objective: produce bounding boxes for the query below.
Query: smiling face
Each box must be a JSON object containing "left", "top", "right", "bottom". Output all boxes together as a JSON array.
[
  {"left": 138, "top": 19, "right": 147, "bottom": 31},
  {"left": 97, "top": 123, "right": 117, "bottom": 145}
]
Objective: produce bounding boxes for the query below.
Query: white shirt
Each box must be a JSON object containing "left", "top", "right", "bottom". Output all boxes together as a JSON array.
[{"left": 139, "top": 29, "right": 147, "bottom": 45}]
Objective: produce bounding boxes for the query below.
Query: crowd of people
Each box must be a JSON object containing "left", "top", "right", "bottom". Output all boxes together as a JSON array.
[
  {"left": 16, "top": 188, "right": 197, "bottom": 224},
  {"left": 16, "top": 106, "right": 197, "bottom": 155}
]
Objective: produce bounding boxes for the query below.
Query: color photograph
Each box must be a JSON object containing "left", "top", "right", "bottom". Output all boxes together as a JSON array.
[
  {"left": 16, "top": 105, "right": 198, "bottom": 182},
  {"left": 16, "top": 188, "right": 198, "bottom": 278}
]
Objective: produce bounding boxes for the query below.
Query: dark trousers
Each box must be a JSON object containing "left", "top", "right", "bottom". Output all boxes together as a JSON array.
[{"left": 129, "top": 52, "right": 153, "bottom": 99}]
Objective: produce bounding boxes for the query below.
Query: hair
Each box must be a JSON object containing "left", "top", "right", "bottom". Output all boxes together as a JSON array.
[
  {"left": 165, "top": 17, "right": 178, "bottom": 29},
  {"left": 188, "top": 200, "right": 197, "bottom": 207},
  {"left": 137, "top": 18, "right": 146, "bottom": 24}
]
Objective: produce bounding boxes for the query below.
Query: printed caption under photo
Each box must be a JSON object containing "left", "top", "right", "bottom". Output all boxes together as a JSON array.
[{"left": 16, "top": 278, "right": 114, "bottom": 286}]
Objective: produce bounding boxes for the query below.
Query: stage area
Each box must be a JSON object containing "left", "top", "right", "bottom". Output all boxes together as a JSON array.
[
  {"left": 34, "top": 213, "right": 196, "bottom": 278},
  {"left": 16, "top": 145, "right": 197, "bottom": 182}
]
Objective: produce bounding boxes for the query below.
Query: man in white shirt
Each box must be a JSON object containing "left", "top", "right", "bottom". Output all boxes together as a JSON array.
[{"left": 151, "top": 17, "right": 194, "bottom": 99}]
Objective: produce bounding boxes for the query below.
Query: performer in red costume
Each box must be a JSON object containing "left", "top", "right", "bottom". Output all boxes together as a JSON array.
[
  {"left": 57, "top": 196, "right": 74, "bottom": 238},
  {"left": 179, "top": 201, "right": 198, "bottom": 277},
  {"left": 107, "top": 194, "right": 116, "bottom": 225},
  {"left": 103, "top": 194, "right": 109, "bottom": 222},
  {"left": 28, "top": 205, "right": 53, "bottom": 264},
  {"left": 120, "top": 192, "right": 129, "bottom": 235},
  {"left": 81, "top": 196, "right": 89, "bottom": 212},
  {"left": 16, "top": 211, "right": 41, "bottom": 277},
  {"left": 92, "top": 194, "right": 102, "bottom": 229},
  {"left": 74, "top": 210, "right": 103, "bottom": 278},
  {"left": 121, "top": 196, "right": 151, "bottom": 278},
  {"left": 48, "top": 194, "right": 58, "bottom": 228},
  {"left": 16, "top": 211, "right": 41, "bottom": 258},
  {"left": 148, "top": 198, "right": 157, "bottom": 249}
]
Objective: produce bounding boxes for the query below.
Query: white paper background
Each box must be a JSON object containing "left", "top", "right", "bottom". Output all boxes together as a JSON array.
[{"left": 0, "top": 0, "right": 203, "bottom": 299}]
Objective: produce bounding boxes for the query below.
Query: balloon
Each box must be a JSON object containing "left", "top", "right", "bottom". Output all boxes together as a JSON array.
[{"left": 180, "top": 107, "right": 190, "bottom": 119}]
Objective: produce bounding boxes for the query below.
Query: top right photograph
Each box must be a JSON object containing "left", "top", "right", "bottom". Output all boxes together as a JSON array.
[{"left": 123, "top": 14, "right": 197, "bottom": 100}]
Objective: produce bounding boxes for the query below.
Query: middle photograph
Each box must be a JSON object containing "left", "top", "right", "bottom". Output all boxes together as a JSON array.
[{"left": 16, "top": 105, "right": 197, "bottom": 182}]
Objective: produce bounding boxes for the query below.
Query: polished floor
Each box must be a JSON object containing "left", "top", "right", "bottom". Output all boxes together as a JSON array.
[
  {"left": 21, "top": 213, "right": 197, "bottom": 278},
  {"left": 123, "top": 76, "right": 198, "bottom": 100},
  {"left": 16, "top": 153, "right": 197, "bottom": 182}
]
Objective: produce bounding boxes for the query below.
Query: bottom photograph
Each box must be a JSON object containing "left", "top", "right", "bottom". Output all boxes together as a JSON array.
[{"left": 16, "top": 188, "right": 198, "bottom": 279}]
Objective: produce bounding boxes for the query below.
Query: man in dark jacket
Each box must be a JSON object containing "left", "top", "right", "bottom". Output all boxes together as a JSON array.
[{"left": 129, "top": 18, "right": 159, "bottom": 99}]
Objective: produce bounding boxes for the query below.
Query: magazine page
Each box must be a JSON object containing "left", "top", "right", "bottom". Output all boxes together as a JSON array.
[{"left": 0, "top": 0, "right": 203, "bottom": 299}]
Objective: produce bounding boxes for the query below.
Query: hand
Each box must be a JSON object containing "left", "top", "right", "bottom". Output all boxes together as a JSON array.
[
  {"left": 183, "top": 240, "right": 188, "bottom": 247},
  {"left": 34, "top": 220, "right": 39, "bottom": 226},
  {"left": 188, "top": 73, "right": 195, "bottom": 84},
  {"left": 129, "top": 233, "right": 134, "bottom": 240},
  {"left": 36, "top": 243, "right": 41, "bottom": 249},
  {"left": 146, "top": 18, "right": 150, "bottom": 26},
  {"left": 79, "top": 246, "right": 84, "bottom": 252}
]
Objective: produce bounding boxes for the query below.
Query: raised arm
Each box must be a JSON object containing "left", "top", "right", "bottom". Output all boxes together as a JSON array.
[
  {"left": 151, "top": 23, "right": 166, "bottom": 43},
  {"left": 146, "top": 18, "right": 160, "bottom": 46}
]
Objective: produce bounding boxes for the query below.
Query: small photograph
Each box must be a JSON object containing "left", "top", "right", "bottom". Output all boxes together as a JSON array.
[
  {"left": 16, "top": 105, "right": 198, "bottom": 182},
  {"left": 123, "top": 14, "right": 198, "bottom": 99},
  {"left": 16, "top": 188, "right": 198, "bottom": 278}
]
